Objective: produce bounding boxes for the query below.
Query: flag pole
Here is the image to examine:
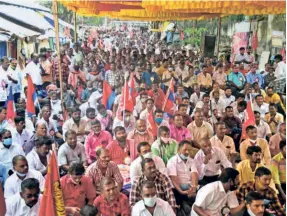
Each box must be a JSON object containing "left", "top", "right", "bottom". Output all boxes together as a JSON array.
[{"left": 162, "top": 78, "right": 173, "bottom": 111}]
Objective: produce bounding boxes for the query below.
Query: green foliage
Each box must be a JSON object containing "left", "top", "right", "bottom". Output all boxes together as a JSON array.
[{"left": 184, "top": 28, "right": 207, "bottom": 46}]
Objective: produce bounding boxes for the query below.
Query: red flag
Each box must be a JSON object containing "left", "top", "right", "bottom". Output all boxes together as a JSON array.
[
  {"left": 251, "top": 31, "right": 258, "bottom": 50},
  {"left": 122, "top": 82, "right": 134, "bottom": 113},
  {"left": 162, "top": 79, "right": 176, "bottom": 116},
  {"left": 101, "top": 80, "right": 113, "bottom": 109},
  {"left": 26, "top": 75, "right": 37, "bottom": 117},
  {"left": 5, "top": 86, "right": 15, "bottom": 123},
  {"left": 0, "top": 185, "right": 5, "bottom": 216},
  {"left": 129, "top": 75, "right": 137, "bottom": 105},
  {"left": 241, "top": 100, "right": 256, "bottom": 140},
  {"left": 147, "top": 110, "right": 157, "bottom": 136},
  {"left": 39, "top": 152, "right": 66, "bottom": 216}
]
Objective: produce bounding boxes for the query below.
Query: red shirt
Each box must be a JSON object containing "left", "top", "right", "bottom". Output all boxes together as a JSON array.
[
  {"left": 60, "top": 175, "right": 96, "bottom": 208},
  {"left": 106, "top": 139, "right": 135, "bottom": 164},
  {"left": 94, "top": 193, "right": 131, "bottom": 216}
]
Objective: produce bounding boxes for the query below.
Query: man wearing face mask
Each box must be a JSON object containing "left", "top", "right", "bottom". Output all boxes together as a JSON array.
[
  {"left": 191, "top": 168, "right": 245, "bottom": 216},
  {"left": 81, "top": 81, "right": 95, "bottom": 103},
  {"left": 140, "top": 98, "right": 156, "bottom": 121},
  {"left": 130, "top": 142, "right": 166, "bottom": 182},
  {"left": 0, "top": 129, "right": 24, "bottom": 172},
  {"left": 49, "top": 90, "right": 62, "bottom": 120},
  {"left": 4, "top": 155, "right": 44, "bottom": 198},
  {"left": 97, "top": 104, "right": 113, "bottom": 132},
  {"left": 127, "top": 120, "right": 154, "bottom": 154},
  {"left": 24, "top": 53, "right": 43, "bottom": 89},
  {"left": 151, "top": 126, "right": 178, "bottom": 165},
  {"left": 167, "top": 140, "right": 198, "bottom": 210},
  {"left": 133, "top": 92, "right": 148, "bottom": 118},
  {"left": 132, "top": 181, "right": 175, "bottom": 216},
  {"left": 5, "top": 178, "right": 42, "bottom": 216},
  {"left": 85, "top": 120, "right": 112, "bottom": 165},
  {"left": 153, "top": 109, "right": 170, "bottom": 128},
  {"left": 113, "top": 110, "right": 136, "bottom": 135},
  {"left": 61, "top": 163, "right": 96, "bottom": 216},
  {"left": 236, "top": 167, "right": 285, "bottom": 216}
]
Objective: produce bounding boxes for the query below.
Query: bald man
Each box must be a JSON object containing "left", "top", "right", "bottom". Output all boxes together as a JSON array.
[
  {"left": 194, "top": 138, "right": 232, "bottom": 185},
  {"left": 127, "top": 119, "right": 154, "bottom": 159}
]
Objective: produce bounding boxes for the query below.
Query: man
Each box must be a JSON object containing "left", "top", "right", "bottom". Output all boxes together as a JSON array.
[
  {"left": 264, "top": 103, "right": 284, "bottom": 135},
  {"left": 85, "top": 148, "right": 123, "bottom": 195},
  {"left": 246, "top": 64, "right": 263, "bottom": 88},
  {"left": 264, "top": 87, "right": 285, "bottom": 114},
  {"left": 182, "top": 65, "right": 197, "bottom": 96},
  {"left": 127, "top": 119, "right": 154, "bottom": 152},
  {"left": 130, "top": 158, "right": 176, "bottom": 209},
  {"left": 61, "top": 163, "right": 96, "bottom": 215},
  {"left": 177, "top": 104, "right": 192, "bottom": 127},
  {"left": 96, "top": 104, "right": 113, "bottom": 132},
  {"left": 210, "top": 122, "right": 237, "bottom": 162},
  {"left": 253, "top": 95, "right": 269, "bottom": 118},
  {"left": 194, "top": 138, "right": 232, "bottom": 185},
  {"left": 0, "top": 129, "right": 25, "bottom": 172},
  {"left": 169, "top": 114, "right": 192, "bottom": 143},
  {"left": 0, "top": 107, "right": 13, "bottom": 132},
  {"left": 130, "top": 142, "right": 166, "bottom": 183},
  {"left": 240, "top": 126, "right": 271, "bottom": 165},
  {"left": 270, "top": 140, "right": 286, "bottom": 202},
  {"left": 187, "top": 111, "right": 213, "bottom": 144},
  {"left": 24, "top": 53, "right": 42, "bottom": 88},
  {"left": 133, "top": 92, "right": 148, "bottom": 118},
  {"left": 5, "top": 178, "right": 42, "bottom": 216},
  {"left": 0, "top": 57, "right": 9, "bottom": 106},
  {"left": 73, "top": 43, "right": 84, "bottom": 64},
  {"left": 58, "top": 130, "right": 87, "bottom": 173},
  {"left": 167, "top": 140, "right": 198, "bottom": 207},
  {"left": 155, "top": 59, "right": 168, "bottom": 78},
  {"left": 4, "top": 155, "right": 44, "bottom": 198},
  {"left": 221, "top": 87, "right": 235, "bottom": 107},
  {"left": 269, "top": 123, "right": 286, "bottom": 157},
  {"left": 105, "top": 62, "right": 124, "bottom": 92},
  {"left": 63, "top": 107, "right": 88, "bottom": 144},
  {"left": 191, "top": 168, "right": 244, "bottom": 216},
  {"left": 254, "top": 111, "right": 271, "bottom": 140},
  {"left": 189, "top": 84, "right": 204, "bottom": 110},
  {"left": 7, "top": 58, "right": 22, "bottom": 103},
  {"left": 11, "top": 116, "right": 35, "bottom": 154},
  {"left": 140, "top": 98, "right": 155, "bottom": 121},
  {"left": 151, "top": 126, "right": 178, "bottom": 164},
  {"left": 209, "top": 82, "right": 225, "bottom": 99},
  {"left": 274, "top": 54, "right": 286, "bottom": 95},
  {"left": 84, "top": 119, "right": 112, "bottom": 165},
  {"left": 237, "top": 146, "right": 266, "bottom": 184},
  {"left": 212, "top": 64, "right": 226, "bottom": 88},
  {"left": 234, "top": 47, "right": 251, "bottom": 66},
  {"left": 236, "top": 167, "right": 285, "bottom": 216},
  {"left": 132, "top": 180, "right": 175, "bottom": 216},
  {"left": 211, "top": 90, "right": 226, "bottom": 115},
  {"left": 39, "top": 53, "right": 52, "bottom": 85},
  {"left": 233, "top": 100, "right": 247, "bottom": 122},
  {"left": 193, "top": 94, "right": 210, "bottom": 115},
  {"left": 197, "top": 64, "right": 212, "bottom": 93},
  {"left": 106, "top": 126, "right": 135, "bottom": 164},
  {"left": 153, "top": 109, "right": 170, "bottom": 130},
  {"left": 141, "top": 62, "right": 159, "bottom": 88},
  {"left": 221, "top": 106, "right": 242, "bottom": 150},
  {"left": 227, "top": 64, "right": 245, "bottom": 96},
  {"left": 174, "top": 85, "right": 189, "bottom": 101},
  {"left": 26, "top": 136, "right": 52, "bottom": 176},
  {"left": 244, "top": 191, "right": 269, "bottom": 216},
  {"left": 112, "top": 110, "right": 136, "bottom": 134},
  {"left": 94, "top": 177, "right": 131, "bottom": 216}
]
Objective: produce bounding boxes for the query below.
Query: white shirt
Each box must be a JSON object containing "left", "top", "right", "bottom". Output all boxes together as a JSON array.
[
  {"left": 5, "top": 193, "right": 42, "bottom": 216},
  {"left": 221, "top": 95, "right": 235, "bottom": 107},
  {"left": 253, "top": 102, "right": 269, "bottom": 118},
  {"left": 140, "top": 107, "right": 156, "bottom": 120},
  {"left": 79, "top": 101, "right": 97, "bottom": 117},
  {"left": 4, "top": 169, "right": 45, "bottom": 198},
  {"left": 37, "top": 117, "right": 58, "bottom": 138},
  {"left": 11, "top": 128, "right": 34, "bottom": 149},
  {"left": 0, "top": 143, "right": 24, "bottom": 171},
  {"left": 132, "top": 198, "right": 175, "bottom": 216},
  {"left": 24, "top": 61, "right": 42, "bottom": 85},
  {"left": 0, "top": 66, "right": 9, "bottom": 101},
  {"left": 112, "top": 117, "right": 136, "bottom": 135},
  {"left": 211, "top": 98, "right": 226, "bottom": 115},
  {"left": 189, "top": 92, "right": 204, "bottom": 105},
  {"left": 130, "top": 155, "right": 167, "bottom": 183},
  {"left": 255, "top": 120, "right": 271, "bottom": 139},
  {"left": 26, "top": 148, "right": 51, "bottom": 173},
  {"left": 50, "top": 100, "right": 62, "bottom": 117},
  {"left": 194, "top": 147, "right": 232, "bottom": 179},
  {"left": 167, "top": 154, "right": 198, "bottom": 185},
  {"left": 274, "top": 61, "right": 286, "bottom": 79},
  {"left": 191, "top": 181, "right": 239, "bottom": 216}
]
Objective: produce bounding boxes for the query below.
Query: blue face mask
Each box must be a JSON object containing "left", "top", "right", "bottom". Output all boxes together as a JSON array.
[
  {"left": 180, "top": 154, "right": 189, "bottom": 161},
  {"left": 3, "top": 138, "right": 12, "bottom": 146},
  {"left": 155, "top": 117, "right": 163, "bottom": 124}
]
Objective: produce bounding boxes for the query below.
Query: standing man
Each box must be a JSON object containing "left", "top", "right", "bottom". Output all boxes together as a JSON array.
[
  {"left": 0, "top": 57, "right": 9, "bottom": 106},
  {"left": 274, "top": 54, "right": 286, "bottom": 95},
  {"left": 24, "top": 53, "right": 42, "bottom": 89}
]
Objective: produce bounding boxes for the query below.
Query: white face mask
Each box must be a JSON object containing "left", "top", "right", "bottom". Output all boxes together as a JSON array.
[
  {"left": 16, "top": 171, "right": 27, "bottom": 177},
  {"left": 249, "top": 138, "right": 257, "bottom": 143},
  {"left": 143, "top": 152, "right": 152, "bottom": 159},
  {"left": 144, "top": 195, "right": 157, "bottom": 207},
  {"left": 136, "top": 130, "right": 146, "bottom": 135}
]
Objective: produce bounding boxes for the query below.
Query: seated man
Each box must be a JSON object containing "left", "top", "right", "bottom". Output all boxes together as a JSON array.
[
  {"left": 85, "top": 148, "right": 123, "bottom": 195},
  {"left": 112, "top": 110, "right": 136, "bottom": 135},
  {"left": 270, "top": 140, "right": 286, "bottom": 202},
  {"left": 264, "top": 103, "right": 284, "bottom": 135},
  {"left": 151, "top": 126, "right": 178, "bottom": 165},
  {"left": 61, "top": 162, "right": 96, "bottom": 215},
  {"left": 167, "top": 140, "right": 198, "bottom": 209},
  {"left": 58, "top": 130, "right": 87, "bottom": 173},
  {"left": 5, "top": 178, "right": 42, "bottom": 216},
  {"left": 269, "top": 123, "right": 286, "bottom": 157},
  {"left": 94, "top": 177, "right": 131, "bottom": 216},
  {"left": 244, "top": 191, "right": 270, "bottom": 216},
  {"left": 240, "top": 126, "right": 271, "bottom": 165},
  {"left": 254, "top": 111, "right": 271, "bottom": 140},
  {"left": 130, "top": 158, "right": 176, "bottom": 210},
  {"left": 132, "top": 180, "right": 175, "bottom": 216},
  {"left": 194, "top": 138, "right": 232, "bottom": 185},
  {"left": 169, "top": 114, "right": 192, "bottom": 143},
  {"left": 236, "top": 167, "right": 285, "bottom": 215},
  {"left": 191, "top": 168, "right": 244, "bottom": 216},
  {"left": 127, "top": 119, "right": 154, "bottom": 152},
  {"left": 4, "top": 155, "right": 44, "bottom": 198},
  {"left": 84, "top": 119, "right": 112, "bottom": 165},
  {"left": 80, "top": 205, "right": 98, "bottom": 216},
  {"left": 26, "top": 136, "right": 52, "bottom": 176},
  {"left": 130, "top": 142, "right": 166, "bottom": 182}
]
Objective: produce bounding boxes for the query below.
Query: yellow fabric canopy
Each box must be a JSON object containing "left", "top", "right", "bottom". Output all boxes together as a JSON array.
[{"left": 59, "top": 0, "right": 286, "bottom": 20}]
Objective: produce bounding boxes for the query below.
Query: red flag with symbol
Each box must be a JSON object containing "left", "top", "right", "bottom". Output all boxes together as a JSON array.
[
  {"left": 147, "top": 110, "right": 157, "bottom": 136},
  {"left": 241, "top": 100, "right": 256, "bottom": 140}
]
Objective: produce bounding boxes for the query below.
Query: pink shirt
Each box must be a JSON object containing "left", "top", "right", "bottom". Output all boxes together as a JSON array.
[
  {"left": 85, "top": 131, "right": 112, "bottom": 164},
  {"left": 106, "top": 139, "right": 135, "bottom": 165},
  {"left": 127, "top": 130, "right": 154, "bottom": 150},
  {"left": 169, "top": 124, "right": 192, "bottom": 142},
  {"left": 96, "top": 110, "right": 113, "bottom": 131}
]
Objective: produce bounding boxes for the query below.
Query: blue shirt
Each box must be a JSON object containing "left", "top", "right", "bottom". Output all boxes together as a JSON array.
[
  {"left": 81, "top": 88, "right": 94, "bottom": 101},
  {"left": 142, "top": 71, "right": 159, "bottom": 87},
  {"left": 0, "top": 162, "right": 7, "bottom": 188},
  {"left": 227, "top": 72, "right": 245, "bottom": 87},
  {"left": 246, "top": 72, "right": 263, "bottom": 87}
]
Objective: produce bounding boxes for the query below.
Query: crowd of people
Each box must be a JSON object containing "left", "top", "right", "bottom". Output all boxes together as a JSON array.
[{"left": 0, "top": 27, "right": 286, "bottom": 216}]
